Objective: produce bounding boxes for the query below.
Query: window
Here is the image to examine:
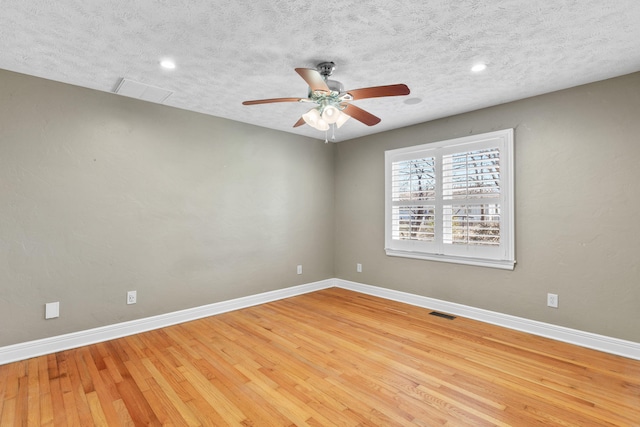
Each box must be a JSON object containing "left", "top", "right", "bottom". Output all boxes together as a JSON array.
[{"left": 385, "top": 129, "right": 515, "bottom": 270}]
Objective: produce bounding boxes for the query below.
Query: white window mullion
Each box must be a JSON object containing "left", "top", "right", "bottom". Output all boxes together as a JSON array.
[{"left": 434, "top": 151, "right": 444, "bottom": 255}]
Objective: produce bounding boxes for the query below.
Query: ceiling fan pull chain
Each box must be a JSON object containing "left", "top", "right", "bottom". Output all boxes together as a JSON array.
[
  {"left": 331, "top": 124, "right": 336, "bottom": 141},
  {"left": 324, "top": 129, "right": 329, "bottom": 144}
]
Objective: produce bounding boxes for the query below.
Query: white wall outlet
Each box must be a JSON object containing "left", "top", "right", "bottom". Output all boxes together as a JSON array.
[
  {"left": 297, "top": 265, "right": 303, "bottom": 275},
  {"left": 127, "top": 290, "right": 137, "bottom": 305},
  {"left": 547, "top": 293, "right": 559, "bottom": 308},
  {"left": 357, "top": 263, "right": 362, "bottom": 273},
  {"left": 45, "top": 302, "right": 60, "bottom": 319}
]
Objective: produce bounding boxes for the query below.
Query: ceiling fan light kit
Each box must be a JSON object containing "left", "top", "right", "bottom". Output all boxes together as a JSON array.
[
  {"left": 302, "top": 108, "right": 329, "bottom": 131},
  {"left": 301, "top": 94, "right": 350, "bottom": 132},
  {"left": 242, "top": 62, "right": 410, "bottom": 141}
]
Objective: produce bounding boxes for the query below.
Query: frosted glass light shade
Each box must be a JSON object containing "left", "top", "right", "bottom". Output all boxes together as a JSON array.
[
  {"left": 321, "top": 105, "right": 340, "bottom": 124},
  {"left": 303, "top": 108, "right": 329, "bottom": 131},
  {"left": 302, "top": 108, "right": 321, "bottom": 127},
  {"left": 336, "top": 112, "right": 350, "bottom": 128},
  {"left": 315, "top": 118, "right": 329, "bottom": 131}
]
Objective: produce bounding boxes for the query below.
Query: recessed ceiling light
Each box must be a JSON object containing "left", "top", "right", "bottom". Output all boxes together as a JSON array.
[
  {"left": 471, "top": 63, "right": 487, "bottom": 73},
  {"left": 160, "top": 59, "right": 176, "bottom": 70}
]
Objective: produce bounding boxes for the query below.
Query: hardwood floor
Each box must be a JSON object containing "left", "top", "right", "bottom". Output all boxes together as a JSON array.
[{"left": 1, "top": 287, "right": 639, "bottom": 426}]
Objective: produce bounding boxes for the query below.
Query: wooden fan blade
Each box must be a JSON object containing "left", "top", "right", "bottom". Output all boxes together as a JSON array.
[
  {"left": 242, "top": 97, "right": 304, "bottom": 105},
  {"left": 342, "top": 104, "right": 381, "bottom": 126},
  {"left": 293, "top": 117, "right": 306, "bottom": 128},
  {"left": 295, "top": 68, "right": 330, "bottom": 93},
  {"left": 346, "top": 84, "right": 410, "bottom": 101}
]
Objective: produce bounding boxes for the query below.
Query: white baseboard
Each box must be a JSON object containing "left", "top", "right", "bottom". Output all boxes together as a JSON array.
[
  {"left": 2, "top": 277, "right": 639, "bottom": 364},
  {"left": 0, "top": 279, "right": 334, "bottom": 365},
  {"left": 335, "top": 279, "right": 640, "bottom": 361}
]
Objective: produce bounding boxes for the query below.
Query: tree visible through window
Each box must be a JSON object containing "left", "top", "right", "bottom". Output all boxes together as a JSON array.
[
  {"left": 442, "top": 148, "right": 501, "bottom": 246},
  {"left": 385, "top": 129, "right": 515, "bottom": 270},
  {"left": 391, "top": 157, "right": 435, "bottom": 241}
]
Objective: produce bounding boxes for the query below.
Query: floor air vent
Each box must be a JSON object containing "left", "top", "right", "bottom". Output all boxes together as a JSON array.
[{"left": 429, "top": 311, "right": 456, "bottom": 320}]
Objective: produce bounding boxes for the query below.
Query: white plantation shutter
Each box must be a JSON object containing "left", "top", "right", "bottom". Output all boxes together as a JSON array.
[
  {"left": 385, "top": 129, "right": 515, "bottom": 270},
  {"left": 391, "top": 157, "right": 436, "bottom": 244}
]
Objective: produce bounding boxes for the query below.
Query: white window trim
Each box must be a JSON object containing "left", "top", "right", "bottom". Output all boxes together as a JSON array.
[{"left": 385, "top": 129, "right": 515, "bottom": 270}]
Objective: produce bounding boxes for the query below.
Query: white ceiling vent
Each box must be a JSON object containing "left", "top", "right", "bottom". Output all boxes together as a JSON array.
[{"left": 114, "top": 78, "right": 173, "bottom": 103}]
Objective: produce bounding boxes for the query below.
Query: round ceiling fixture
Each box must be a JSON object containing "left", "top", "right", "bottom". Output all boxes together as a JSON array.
[
  {"left": 404, "top": 97, "right": 422, "bottom": 105},
  {"left": 471, "top": 63, "right": 487, "bottom": 72},
  {"left": 160, "top": 59, "right": 176, "bottom": 70}
]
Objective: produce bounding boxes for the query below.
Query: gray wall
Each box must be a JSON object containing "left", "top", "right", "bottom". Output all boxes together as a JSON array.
[
  {"left": 2, "top": 68, "right": 639, "bottom": 348},
  {"left": 0, "top": 70, "right": 335, "bottom": 346},
  {"left": 335, "top": 72, "right": 640, "bottom": 343}
]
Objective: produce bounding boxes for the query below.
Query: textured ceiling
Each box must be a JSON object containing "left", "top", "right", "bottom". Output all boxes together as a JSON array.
[{"left": 2, "top": 1, "right": 640, "bottom": 142}]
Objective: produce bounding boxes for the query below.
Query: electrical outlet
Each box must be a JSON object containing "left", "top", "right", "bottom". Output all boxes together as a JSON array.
[
  {"left": 127, "top": 290, "right": 137, "bottom": 305},
  {"left": 45, "top": 302, "right": 60, "bottom": 319},
  {"left": 297, "top": 265, "right": 303, "bottom": 275},
  {"left": 547, "top": 293, "right": 558, "bottom": 308},
  {"left": 357, "top": 263, "right": 362, "bottom": 273}
]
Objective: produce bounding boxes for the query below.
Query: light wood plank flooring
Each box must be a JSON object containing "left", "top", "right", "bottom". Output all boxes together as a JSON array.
[{"left": 1, "top": 287, "right": 639, "bottom": 426}]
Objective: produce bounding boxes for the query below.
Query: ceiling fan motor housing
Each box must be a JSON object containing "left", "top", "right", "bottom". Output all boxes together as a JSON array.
[
  {"left": 325, "top": 79, "right": 344, "bottom": 93},
  {"left": 315, "top": 62, "right": 343, "bottom": 93}
]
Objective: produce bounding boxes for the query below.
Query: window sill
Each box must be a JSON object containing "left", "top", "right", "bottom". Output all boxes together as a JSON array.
[{"left": 385, "top": 248, "right": 516, "bottom": 270}]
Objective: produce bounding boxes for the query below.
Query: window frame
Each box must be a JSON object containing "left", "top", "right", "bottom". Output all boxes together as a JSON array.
[{"left": 384, "top": 129, "right": 515, "bottom": 270}]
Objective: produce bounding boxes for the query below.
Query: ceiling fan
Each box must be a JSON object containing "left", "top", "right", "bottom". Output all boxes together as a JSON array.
[{"left": 242, "top": 62, "right": 410, "bottom": 140}]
